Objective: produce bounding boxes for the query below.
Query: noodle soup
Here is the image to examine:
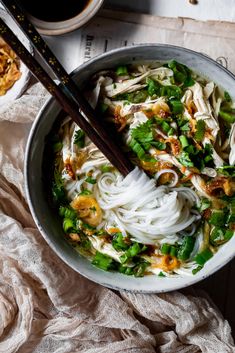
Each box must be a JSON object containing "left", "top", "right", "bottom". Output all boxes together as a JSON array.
[{"left": 50, "top": 60, "right": 235, "bottom": 278}]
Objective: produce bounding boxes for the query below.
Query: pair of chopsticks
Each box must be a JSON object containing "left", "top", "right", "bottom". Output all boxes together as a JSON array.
[{"left": 0, "top": 0, "right": 133, "bottom": 176}]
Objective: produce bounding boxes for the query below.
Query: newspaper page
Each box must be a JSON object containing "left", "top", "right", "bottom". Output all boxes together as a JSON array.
[{"left": 45, "top": 9, "right": 235, "bottom": 75}]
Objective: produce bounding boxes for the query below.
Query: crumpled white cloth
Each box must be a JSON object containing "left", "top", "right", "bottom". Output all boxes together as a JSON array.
[{"left": 0, "top": 83, "right": 234, "bottom": 353}]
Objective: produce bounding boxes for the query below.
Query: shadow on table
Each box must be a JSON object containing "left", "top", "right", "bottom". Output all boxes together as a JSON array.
[{"left": 184, "top": 257, "right": 235, "bottom": 338}]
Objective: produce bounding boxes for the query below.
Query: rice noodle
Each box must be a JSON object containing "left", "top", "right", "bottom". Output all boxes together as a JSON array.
[
  {"left": 94, "top": 167, "right": 200, "bottom": 244},
  {"left": 155, "top": 169, "right": 179, "bottom": 187}
]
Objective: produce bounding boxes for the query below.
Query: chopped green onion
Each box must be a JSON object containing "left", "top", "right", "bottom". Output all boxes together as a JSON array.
[
  {"left": 151, "top": 141, "right": 166, "bottom": 150},
  {"left": 63, "top": 218, "right": 75, "bottom": 233},
  {"left": 52, "top": 170, "right": 66, "bottom": 204},
  {"left": 160, "top": 85, "right": 182, "bottom": 99},
  {"left": 101, "top": 165, "right": 111, "bottom": 173},
  {"left": 161, "top": 243, "right": 171, "bottom": 255},
  {"left": 199, "top": 197, "right": 211, "bottom": 212},
  {"left": 79, "top": 188, "right": 92, "bottom": 195},
  {"left": 112, "top": 232, "right": 129, "bottom": 251},
  {"left": 92, "top": 251, "right": 116, "bottom": 271},
  {"left": 219, "top": 110, "right": 235, "bottom": 124},
  {"left": 53, "top": 141, "right": 63, "bottom": 153},
  {"left": 167, "top": 60, "right": 195, "bottom": 88},
  {"left": 178, "top": 151, "right": 194, "bottom": 167},
  {"left": 179, "top": 135, "right": 189, "bottom": 148},
  {"left": 167, "top": 127, "right": 175, "bottom": 136},
  {"left": 129, "top": 138, "right": 146, "bottom": 159},
  {"left": 118, "top": 264, "right": 134, "bottom": 275},
  {"left": 224, "top": 91, "right": 232, "bottom": 102},
  {"left": 227, "top": 200, "right": 235, "bottom": 223},
  {"left": 120, "top": 243, "right": 147, "bottom": 263},
  {"left": 192, "top": 265, "right": 203, "bottom": 275},
  {"left": 194, "top": 248, "right": 213, "bottom": 265},
  {"left": 194, "top": 120, "right": 206, "bottom": 142},
  {"left": 116, "top": 65, "right": 128, "bottom": 76},
  {"left": 169, "top": 246, "right": 178, "bottom": 257},
  {"left": 74, "top": 130, "right": 85, "bottom": 148},
  {"left": 59, "top": 206, "right": 77, "bottom": 219},
  {"left": 209, "top": 210, "right": 226, "bottom": 227},
  {"left": 100, "top": 103, "right": 109, "bottom": 114},
  {"left": 177, "top": 236, "right": 195, "bottom": 261},
  {"left": 133, "top": 260, "right": 150, "bottom": 277},
  {"left": 158, "top": 271, "right": 166, "bottom": 277},
  {"left": 146, "top": 78, "right": 161, "bottom": 97},
  {"left": 210, "top": 227, "right": 234, "bottom": 246},
  {"left": 85, "top": 176, "right": 96, "bottom": 184},
  {"left": 217, "top": 165, "right": 235, "bottom": 177},
  {"left": 169, "top": 99, "right": 184, "bottom": 114},
  {"left": 161, "top": 120, "right": 171, "bottom": 133}
]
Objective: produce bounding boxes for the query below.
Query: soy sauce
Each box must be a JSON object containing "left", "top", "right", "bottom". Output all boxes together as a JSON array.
[{"left": 18, "top": 0, "right": 90, "bottom": 22}]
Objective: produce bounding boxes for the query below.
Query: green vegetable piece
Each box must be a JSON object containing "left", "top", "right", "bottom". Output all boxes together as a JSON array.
[
  {"left": 112, "top": 232, "right": 129, "bottom": 251},
  {"left": 178, "top": 118, "right": 190, "bottom": 132},
  {"left": 217, "top": 165, "right": 235, "bottom": 177},
  {"left": 219, "top": 110, "right": 235, "bottom": 124},
  {"left": 224, "top": 91, "right": 232, "bottom": 102},
  {"left": 158, "top": 271, "right": 166, "bottom": 277},
  {"left": 133, "top": 261, "right": 150, "bottom": 277},
  {"left": 169, "top": 99, "right": 184, "bottom": 114},
  {"left": 227, "top": 201, "right": 235, "bottom": 223},
  {"left": 160, "top": 85, "right": 182, "bottom": 99},
  {"left": 59, "top": 206, "right": 77, "bottom": 219},
  {"left": 194, "top": 120, "right": 206, "bottom": 142},
  {"left": 53, "top": 141, "right": 63, "bottom": 153},
  {"left": 92, "top": 251, "right": 116, "bottom": 271},
  {"left": 74, "top": 129, "right": 85, "bottom": 148},
  {"left": 210, "top": 227, "right": 234, "bottom": 246},
  {"left": 194, "top": 248, "right": 213, "bottom": 265},
  {"left": 120, "top": 242, "right": 146, "bottom": 263},
  {"left": 116, "top": 65, "right": 128, "bottom": 76},
  {"left": 146, "top": 78, "right": 160, "bottom": 97},
  {"left": 209, "top": 209, "right": 226, "bottom": 227},
  {"left": 118, "top": 264, "right": 134, "bottom": 275},
  {"left": 192, "top": 265, "right": 203, "bottom": 275},
  {"left": 131, "top": 120, "right": 153, "bottom": 145},
  {"left": 79, "top": 188, "right": 92, "bottom": 196},
  {"left": 161, "top": 243, "right": 170, "bottom": 255},
  {"left": 179, "top": 135, "right": 189, "bottom": 149},
  {"left": 170, "top": 246, "right": 178, "bottom": 257},
  {"left": 199, "top": 197, "right": 211, "bottom": 212},
  {"left": 129, "top": 138, "right": 146, "bottom": 159},
  {"left": 178, "top": 151, "right": 194, "bottom": 167},
  {"left": 161, "top": 120, "right": 171, "bottom": 133},
  {"left": 52, "top": 170, "right": 66, "bottom": 204},
  {"left": 100, "top": 102, "right": 109, "bottom": 114},
  {"left": 177, "top": 236, "right": 195, "bottom": 261},
  {"left": 128, "top": 90, "right": 149, "bottom": 103},
  {"left": 167, "top": 127, "right": 175, "bottom": 136},
  {"left": 167, "top": 60, "right": 195, "bottom": 88},
  {"left": 85, "top": 176, "right": 96, "bottom": 184},
  {"left": 151, "top": 141, "right": 166, "bottom": 150},
  {"left": 63, "top": 218, "right": 75, "bottom": 233},
  {"left": 101, "top": 165, "right": 111, "bottom": 173}
]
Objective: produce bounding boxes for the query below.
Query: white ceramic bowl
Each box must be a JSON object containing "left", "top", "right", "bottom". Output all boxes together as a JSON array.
[
  {"left": 0, "top": 8, "right": 32, "bottom": 105},
  {"left": 26, "top": 0, "right": 104, "bottom": 35},
  {"left": 25, "top": 44, "right": 235, "bottom": 293}
]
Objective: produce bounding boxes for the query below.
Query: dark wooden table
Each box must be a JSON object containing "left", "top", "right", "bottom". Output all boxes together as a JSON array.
[{"left": 193, "top": 257, "right": 235, "bottom": 337}]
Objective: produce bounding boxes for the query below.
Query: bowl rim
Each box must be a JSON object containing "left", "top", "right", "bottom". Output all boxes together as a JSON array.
[
  {"left": 24, "top": 43, "right": 235, "bottom": 293},
  {"left": 29, "top": 0, "right": 104, "bottom": 35}
]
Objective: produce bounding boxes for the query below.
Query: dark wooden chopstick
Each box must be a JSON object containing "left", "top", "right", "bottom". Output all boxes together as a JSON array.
[
  {"left": 1, "top": 0, "right": 132, "bottom": 175},
  {"left": 0, "top": 18, "right": 133, "bottom": 175},
  {"left": 1, "top": 0, "right": 99, "bottom": 121}
]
